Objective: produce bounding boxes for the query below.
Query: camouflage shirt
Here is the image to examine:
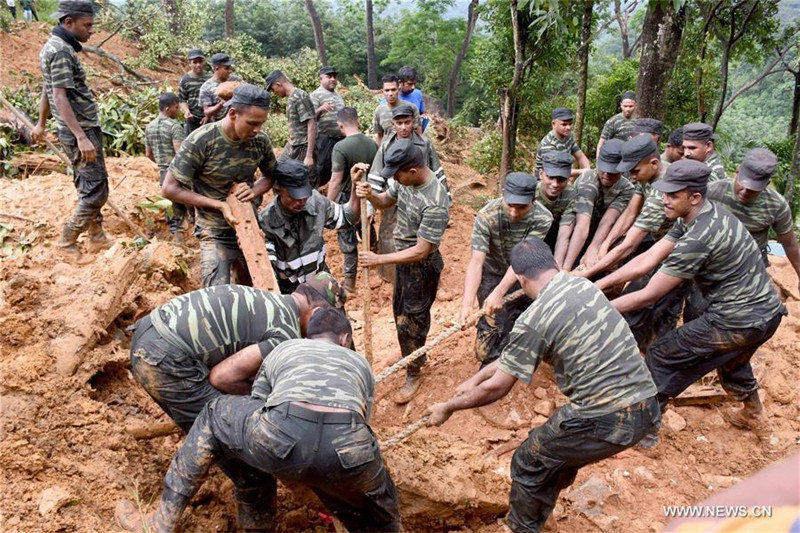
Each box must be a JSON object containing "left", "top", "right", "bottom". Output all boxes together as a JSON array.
[
  {"left": 498, "top": 272, "right": 657, "bottom": 417},
  {"left": 371, "top": 101, "right": 420, "bottom": 137},
  {"left": 573, "top": 169, "right": 635, "bottom": 220},
  {"left": 145, "top": 115, "right": 186, "bottom": 170},
  {"left": 600, "top": 112, "right": 636, "bottom": 141},
  {"left": 178, "top": 71, "right": 211, "bottom": 119},
  {"left": 252, "top": 338, "right": 374, "bottom": 421},
  {"left": 286, "top": 88, "right": 315, "bottom": 146},
  {"left": 148, "top": 285, "right": 301, "bottom": 369},
  {"left": 368, "top": 131, "right": 447, "bottom": 193},
  {"left": 309, "top": 86, "right": 345, "bottom": 138},
  {"left": 198, "top": 74, "right": 243, "bottom": 121},
  {"left": 535, "top": 131, "right": 579, "bottom": 172},
  {"left": 330, "top": 133, "right": 379, "bottom": 201},
  {"left": 632, "top": 167, "right": 672, "bottom": 238},
  {"left": 169, "top": 122, "right": 276, "bottom": 230},
  {"left": 661, "top": 200, "right": 786, "bottom": 329},
  {"left": 704, "top": 152, "right": 727, "bottom": 183},
  {"left": 536, "top": 182, "right": 576, "bottom": 228},
  {"left": 707, "top": 180, "right": 794, "bottom": 252},
  {"left": 471, "top": 198, "right": 553, "bottom": 278},
  {"left": 39, "top": 34, "right": 99, "bottom": 130},
  {"left": 258, "top": 190, "right": 358, "bottom": 285},
  {"left": 387, "top": 174, "right": 451, "bottom": 250}
]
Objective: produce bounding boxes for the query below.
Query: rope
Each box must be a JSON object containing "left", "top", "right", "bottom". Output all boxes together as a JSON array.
[{"left": 380, "top": 415, "right": 430, "bottom": 449}]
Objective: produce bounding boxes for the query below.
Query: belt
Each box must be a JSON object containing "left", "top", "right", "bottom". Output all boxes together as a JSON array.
[{"left": 270, "top": 402, "right": 363, "bottom": 425}]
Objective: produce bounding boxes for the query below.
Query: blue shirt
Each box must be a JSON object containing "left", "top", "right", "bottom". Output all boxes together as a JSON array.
[{"left": 399, "top": 88, "right": 427, "bottom": 131}]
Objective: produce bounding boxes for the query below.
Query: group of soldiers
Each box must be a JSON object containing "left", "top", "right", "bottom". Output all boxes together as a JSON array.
[{"left": 33, "top": 1, "right": 800, "bottom": 532}]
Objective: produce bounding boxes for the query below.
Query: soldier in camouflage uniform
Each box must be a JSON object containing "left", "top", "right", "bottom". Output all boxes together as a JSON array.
[
  {"left": 662, "top": 126, "right": 684, "bottom": 166},
  {"left": 682, "top": 122, "right": 726, "bottom": 182},
  {"left": 162, "top": 84, "right": 276, "bottom": 287},
  {"left": 258, "top": 160, "right": 360, "bottom": 294},
  {"left": 562, "top": 139, "right": 635, "bottom": 271},
  {"left": 145, "top": 92, "right": 187, "bottom": 241},
  {"left": 535, "top": 151, "right": 576, "bottom": 266},
  {"left": 596, "top": 90, "right": 637, "bottom": 160},
  {"left": 197, "top": 53, "right": 241, "bottom": 123},
  {"left": 534, "top": 107, "right": 590, "bottom": 177},
  {"left": 428, "top": 238, "right": 659, "bottom": 533},
  {"left": 310, "top": 66, "right": 345, "bottom": 186},
  {"left": 177, "top": 48, "right": 209, "bottom": 135},
  {"left": 600, "top": 160, "right": 787, "bottom": 438},
  {"left": 372, "top": 74, "right": 420, "bottom": 146},
  {"left": 266, "top": 69, "right": 317, "bottom": 175},
  {"left": 118, "top": 308, "right": 400, "bottom": 533},
  {"left": 33, "top": 0, "right": 108, "bottom": 260},
  {"left": 357, "top": 140, "right": 451, "bottom": 404},
  {"left": 460, "top": 172, "right": 552, "bottom": 367}
]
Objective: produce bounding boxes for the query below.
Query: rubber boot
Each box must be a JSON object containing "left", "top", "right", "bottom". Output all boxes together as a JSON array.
[
  {"left": 86, "top": 220, "right": 111, "bottom": 252},
  {"left": 56, "top": 224, "right": 82, "bottom": 261},
  {"left": 723, "top": 391, "right": 765, "bottom": 430},
  {"left": 393, "top": 370, "right": 421, "bottom": 405}
]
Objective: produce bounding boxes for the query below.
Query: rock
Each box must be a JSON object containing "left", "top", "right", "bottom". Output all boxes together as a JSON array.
[
  {"left": 39, "top": 487, "right": 72, "bottom": 516},
  {"left": 504, "top": 408, "right": 524, "bottom": 428},
  {"left": 564, "top": 475, "right": 616, "bottom": 516},
  {"left": 662, "top": 410, "right": 686, "bottom": 432},
  {"left": 533, "top": 399, "right": 555, "bottom": 417},
  {"left": 696, "top": 435, "right": 709, "bottom": 442},
  {"left": 587, "top": 514, "right": 620, "bottom": 529},
  {"left": 534, "top": 387, "right": 548, "bottom": 399},
  {"left": 769, "top": 435, "right": 779, "bottom": 447},
  {"left": 633, "top": 466, "right": 656, "bottom": 487}
]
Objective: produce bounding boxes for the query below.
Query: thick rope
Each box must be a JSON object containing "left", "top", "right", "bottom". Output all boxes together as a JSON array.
[{"left": 380, "top": 415, "right": 430, "bottom": 449}]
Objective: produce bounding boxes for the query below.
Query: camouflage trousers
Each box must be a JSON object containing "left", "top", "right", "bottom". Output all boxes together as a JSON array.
[
  {"left": 622, "top": 269, "right": 688, "bottom": 352},
  {"left": 163, "top": 398, "right": 400, "bottom": 532},
  {"left": 393, "top": 251, "right": 443, "bottom": 375},
  {"left": 507, "top": 398, "right": 660, "bottom": 533},
  {"left": 646, "top": 311, "right": 784, "bottom": 410},
  {"left": 376, "top": 204, "right": 398, "bottom": 283},
  {"left": 158, "top": 168, "right": 186, "bottom": 233},
  {"left": 196, "top": 227, "right": 251, "bottom": 287},
  {"left": 57, "top": 127, "right": 109, "bottom": 236},
  {"left": 475, "top": 273, "right": 531, "bottom": 366},
  {"left": 314, "top": 132, "right": 343, "bottom": 188}
]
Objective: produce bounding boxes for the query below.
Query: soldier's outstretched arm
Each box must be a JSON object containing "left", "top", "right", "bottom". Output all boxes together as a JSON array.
[
  {"left": 776, "top": 230, "right": 800, "bottom": 294},
  {"left": 208, "top": 344, "right": 264, "bottom": 394},
  {"left": 427, "top": 366, "right": 517, "bottom": 426},
  {"left": 611, "top": 271, "right": 684, "bottom": 314},
  {"left": 562, "top": 213, "right": 591, "bottom": 271},
  {"left": 460, "top": 250, "right": 486, "bottom": 323},
  {"left": 596, "top": 236, "right": 675, "bottom": 292}
]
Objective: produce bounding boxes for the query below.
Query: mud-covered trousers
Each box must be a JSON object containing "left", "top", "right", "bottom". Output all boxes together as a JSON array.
[
  {"left": 507, "top": 397, "right": 660, "bottom": 533},
  {"left": 163, "top": 398, "right": 401, "bottom": 532},
  {"left": 129, "top": 316, "right": 273, "bottom": 509},
  {"left": 196, "top": 226, "right": 252, "bottom": 287},
  {"left": 393, "top": 251, "right": 443, "bottom": 375},
  {"left": 475, "top": 272, "right": 531, "bottom": 366},
  {"left": 646, "top": 311, "right": 784, "bottom": 411},
  {"left": 622, "top": 268, "right": 688, "bottom": 352},
  {"left": 57, "top": 127, "right": 109, "bottom": 237}
]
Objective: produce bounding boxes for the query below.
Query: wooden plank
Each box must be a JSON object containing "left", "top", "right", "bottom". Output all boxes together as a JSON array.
[{"left": 226, "top": 191, "right": 278, "bottom": 291}]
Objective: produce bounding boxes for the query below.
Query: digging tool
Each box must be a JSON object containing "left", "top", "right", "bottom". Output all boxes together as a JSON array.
[
  {"left": 351, "top": 162, "right": 374, "bottom": 364},
  {"left": 0, "top": 94, "right": 149, "bottom": 241},
  {"left": 226, "top": 189, "right": 278, "bottom": 291}
]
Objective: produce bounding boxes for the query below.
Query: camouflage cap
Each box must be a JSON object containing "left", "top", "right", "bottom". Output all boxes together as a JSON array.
[
  {"left": 210, "top": 53, "right": 233, "bottom": 67},
  {"left": 265, "top": 70, "right": 285, "bottom": 90},
  {"left": 302, "top": 271, "right": 347, "bottom": 308},
  {"left": 52, "top": 0, "right": 95, "bottom": 19},
  {"left": 391, "top": 104, "right": 415, "bottom": 119},
  {"left": 617, "top": 134, "right": 659, "bottom": 173},
  {"left": 682, "top": 122, "right": 714, "bottom": 141},
  {"left": 551, "top": 107, "right": 574, "bottom": 121},
  {"left": 503, "top": 172, "right": 538, "bottom": 204},
  {"left": 634, "top": 118, "right": 663, "bottom": 135},
  {"left": 319, "top": 66, "right": 338, "bottom": 76},
  {"left": 228, "top": 83, "right": 270, "bottom": 108},
  {"left": 379, "top": 138, "right": 425, "bottom": 179},
  {"left": 274, "top": 159, "right": 312, "bottom": 199},
  {"left": 653, "top": 159, "right": 710, "bottom": 193},
  {"left": 737, "top": 147, "right": 777, "bottom": 192},
  {"left": 187, "top": 48, "right": 204, "bottom": 60},
  {"left": 541, "top": 151, "right": 573, "bottom": 178},
  {"left": 597, "top": 138, "right": 623, "bottom": 173},
  {"left": 620, "top": 90, "right": 636, "bottom": 101}
]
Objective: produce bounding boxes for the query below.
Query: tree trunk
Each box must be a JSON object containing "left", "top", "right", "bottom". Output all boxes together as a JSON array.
[
  {"left": 634, "top": 0, "right": 687, "bottom": 119},
  {"left": 447, "top": 0, "right": 480, "bottom": 117},
  {"left": 499, "top": 0, "right": 526, "bottom": 186},
  {"left": 575, "top": 0, "right": 594, "bottom": 146},
  {"left": 695, "top": 0, "right": 724, "bottom": 122},
  {"left": 366, "top": 0, "right": 377, "bottom": 89},
  {"left": 224, "top": 0, "right": 234, "bottom": 37},
  {"left": 788, "top": 124, "right": 798, "bottom": 208},
  {"left": 304, "top": 0, "right": 328, "bottom": 66},
  {"left": 790, "top": 72, "right": 800, "bottom": 137},
  {"left": 614, "top": 0, "right": 631, "bottom": 59}
]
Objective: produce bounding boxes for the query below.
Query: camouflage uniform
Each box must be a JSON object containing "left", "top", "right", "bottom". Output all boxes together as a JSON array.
[
  {"left": 498, "top": 272, "right": 659, "bottom": 533},
  {"left": 310, "top": 86, "right": 345, "bottom": 186},
  {"left": 470, "top": 198, "right": 553, "bottom": 365},
  {"left": 600, "top": 112, "right": 637, "bottom": 141},
  {"left": 535, "top": 181, "right": 576, "bottom": 250},
  {"left": 647, "top": 201, "right": 787, "bottom": 409},
  {"left": 197, "top": 73, "right": 242, "bottom": 122},
  {"left": 573, "top": 169, "right": 635, "bottom": 255},
  {"left": 704, "top": 152, "right": 727, "bottom": 183},
  {"left": 388, "top": 176, "right": 451, "bottom": 375},
  {"left": 160, "top": 339, "right": 400, "bottom": 532},
  {"left": 40, "top": 30, "right": 108, "bottom": 241},
  {"left": 169, "top": 122, "right": 276, "bottom": 286},
  {"left": 534, "top": 131, "right": 579, "bottom": 173},
  {"left": 371, "top": 101, "right": 420, "bottom": 139},
  {"left": 330, "top": 133, "right": 379, "bottom": 279},
  {"left": 279, "top": 88, "right": 316, "bottom": 168},
  {"left": 144, "top": 115, "right": 186, "bottom": 232},
  {"left": 258, "top": 190, "right": 358, "bottom": 294},
  {"left": 129, "top": 286, "right": 301, "bottom": 512},
  {"left": 178, "top": 71, "right": 210, "bottom": 134}
]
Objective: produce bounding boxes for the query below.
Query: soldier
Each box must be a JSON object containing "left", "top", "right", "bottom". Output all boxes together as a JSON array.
[
  {"left": 118, "top": 307, "right": 400, "bottom": 533},
  {"left": 633, "top": 117, "right": 663, "bottom": 144},
  {"left": 356, "top": 140, "right": 451, "bottom": 404},
  {"left": 682, "top": 122, "right": 726, "bottom": 182},
  {"left": 33, "top": 0, "right": 108, "bottom": 260},
  {"left": 598, "top": 160, "right": 787, "bottom": 437},
  {"left": 145, "top": 92, "right": 187, "bottom": 242},
  {"left": 596, "top": 90, "right": 637, "bottom": 160},
  {"left": 708, "top": 147, "right": 800, "bottom": 292},
  {"left": 460, "top": 172, "right": 552, "bottom": 367},
  {"left": 258, "top": 160, "right": 360, "bottom": 294},
  {"left": 328, "top": 107, "right": 379, "bottom": 292},
  {"left": 427, "top": 238, "right": 660, "bottom": 533},
  {"left": 161, "top": 84, "right": 276, "bottom": 287},
  {"left": 662, "top": 126, "right": 684, "bottom": 166},
  {"left": 535, "top": 151, "right": 576, "bottom": 266},
  {"left": 372, "top": 74, "right": 420, "bottom": 146},
  {"left": 310, "top": 66, "right": 345, "bottom": 186},
  {"left": 562, "top": 139, "right": 634, "bottom": 271},
  {"left": 266, "top": 69, "right": 317, "bottom": 173},
  {"left": 534, "top": 107, "right": 590, "bottom": 176},
  {"left": 177, "top": 48, "right": 209, "bottom": 135},
  {"left": 198, "top": 53, "right": 241, "bottom": 123}
]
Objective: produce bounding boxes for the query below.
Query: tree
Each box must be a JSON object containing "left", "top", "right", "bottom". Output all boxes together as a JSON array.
[
  {"left": 366, "top": 0, "right": 377, "bottom": 88},
  {"left": 613, "top": 0, "right": 639, "bottom": 59},
  {"left": 224, "top": 0, "right": 234, "bottom": 37},
  {"left": 634, "top": 0, "right": 687, "bottom": 119},
  {"left": 304, "top": 0, "right": 328, "bottom": 66},
  {"left": 447, "top": 0, "right": 480, "bottom": 116},
  {"left": 575, "top": 0, "right": 594, "bottom": 145}
]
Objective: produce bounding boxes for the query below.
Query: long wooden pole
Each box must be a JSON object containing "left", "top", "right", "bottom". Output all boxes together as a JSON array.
[
  {"left": 226, "top": 191, "right": 278, "bottom": 291},
  {"left": 352, "top": 163, "right": 374, "bottom": 363}
]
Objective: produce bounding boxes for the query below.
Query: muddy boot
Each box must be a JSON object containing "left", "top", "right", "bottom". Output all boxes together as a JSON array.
[
  {"left": 394, "top": 371, "right": 421, "bottom": 405},
  {"left": 636, "top": 432, "right": 660, "bottom": 450},
  {"left": 723, "top": 391, "right": 765, "bottom": 430},
  {"left": 115, "top": 500, "right": 171, "bottom": 533},
  {"left": 86, "top": 222, "right": 111, "bottom": 252},
  {"left": 343, "top": 274, "right": 357, "bottom": 294},
  {"left": 56, "top": 225, "right": 83, "bottom": 261},
  {"left": 236, "top": 499, "right": 275, "bottom": 532}
]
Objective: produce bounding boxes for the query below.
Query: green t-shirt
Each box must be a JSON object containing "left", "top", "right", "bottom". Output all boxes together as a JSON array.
[
  {"left": 145, "top": 115, "right": 186, "bottom": 170},
  {"left": 331, "top": 133, "right": 379, "bottom": 200},
  {"left": 39, "top": 34, "right": 99, "bottom": 130},
  {"left": 286, "top": 88, "right": 315, "bottom": 146}
]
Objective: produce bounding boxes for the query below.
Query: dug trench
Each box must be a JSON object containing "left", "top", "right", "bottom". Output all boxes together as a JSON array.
[{"left": 1, "top": 151, "right": 799, "bottom": 532}]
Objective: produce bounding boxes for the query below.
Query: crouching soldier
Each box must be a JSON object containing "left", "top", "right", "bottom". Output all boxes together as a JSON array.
[{"left": 118, "top": 308, "right": 400, "bottom": 532}]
